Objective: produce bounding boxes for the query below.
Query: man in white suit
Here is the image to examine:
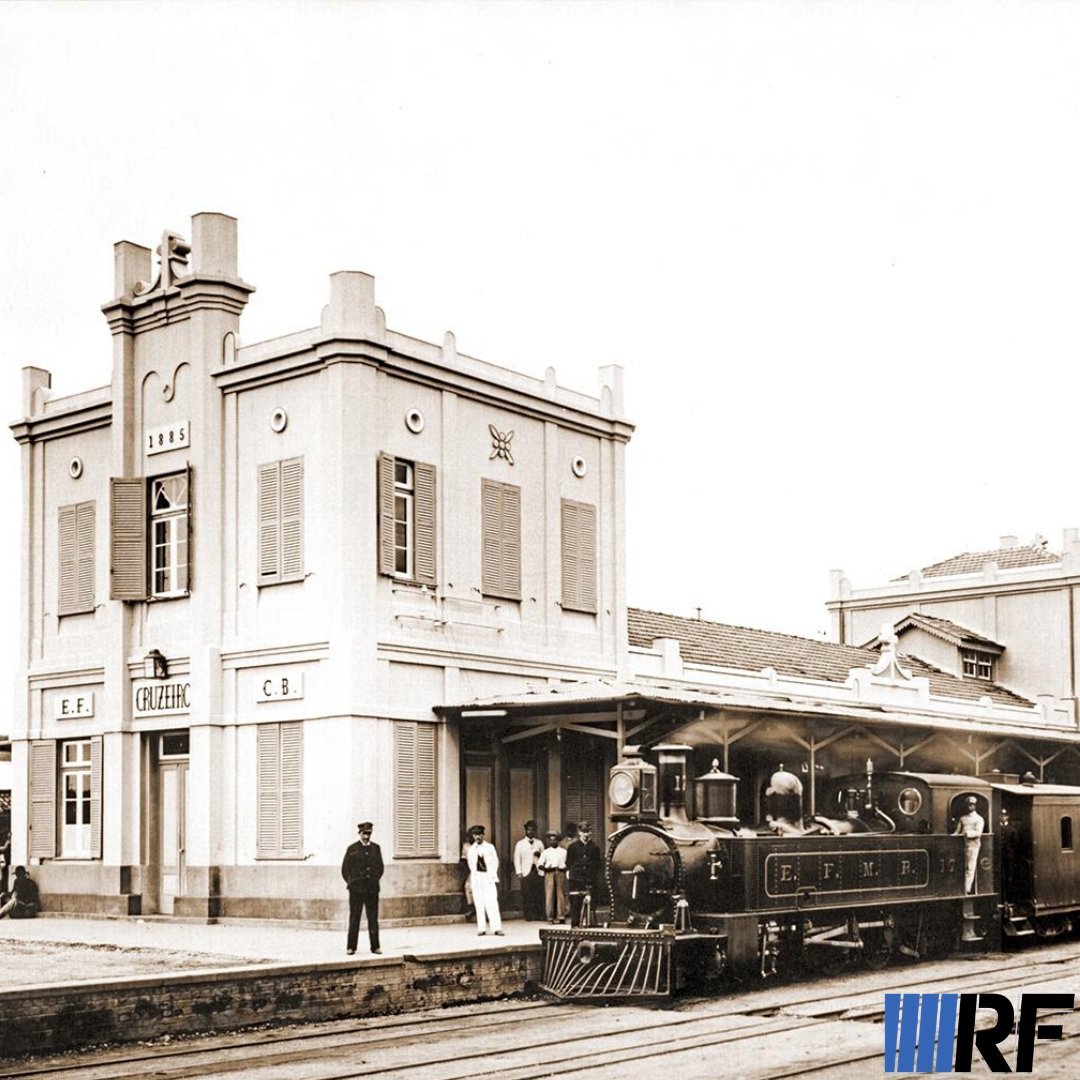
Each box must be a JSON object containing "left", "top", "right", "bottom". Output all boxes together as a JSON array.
[{"left": 466, "top": 824, "right": 504, "bottom": 935}]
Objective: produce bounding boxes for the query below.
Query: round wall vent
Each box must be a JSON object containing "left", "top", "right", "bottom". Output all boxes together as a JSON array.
[
  {"left": 69, "top": 457, "right": 84, "bottom": 479},
  {"left": 571, "top": 456, "right": 587, "bottom": 478},
  {"left": 405, "top": 408, "right": 425, "bottom": 434},
  {"left": 270, "top": 407, "right": 288, "bottom": 433}
]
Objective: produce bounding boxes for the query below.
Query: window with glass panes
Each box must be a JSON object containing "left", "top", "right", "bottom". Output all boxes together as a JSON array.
[
  {"left": 961, "top": 649, "right": 993, "bottom": 680},
  {"left": 61, "top": 740, "right": 92, "bottom": 856},
  {"left": 393, "top": 461, "right": 414, "bottom": 577},
  {"left": 151, "top": 473, "right": 189, "bottom": 596}
]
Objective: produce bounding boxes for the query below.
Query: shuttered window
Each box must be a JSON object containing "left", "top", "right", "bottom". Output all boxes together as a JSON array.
[
  {"left": 110, "top": 466, "right": 192, "bottom": 601},
  {"left": 377, "top": 453, "right": 437, "bottom": 586},
  {"left": 258, "top": 457, "right": 304, "bottom": 585},
  {"left": 58, "top": 501, "right": 95, "bottom": 615},
  {"left": 560, "top": 499, "right": 597, "bottom": 614},
  {"left": 481, "top": 479, "right": 521, "bottom": 600},
  {"left": 29, "top": 741, "right": 57, "bottom": 859},
  {"left": 394, "top": 721, "right": 438, "bottom": 857},
  {"left": 110, "top": 478, "right": 147, "bottom": 601},
  {"left": 256, "top": 722, "right": 303, "bottom": 858}
]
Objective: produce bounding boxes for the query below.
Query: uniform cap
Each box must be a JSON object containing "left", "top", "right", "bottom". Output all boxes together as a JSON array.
[
  {"left": 470, "top": 824, "right": 486, "bottom": 835},
  {"left": 577, "top": 821, "right": 592, "bottom": 832},
  {"left": 524, "top": 819, "right": 537, "bottom": 829},
  {"left": 357, "top": 822, "right": 374, "bottom": 831},
  {"left": 545, "top": 830, "right": 559, "bottom": 839}
]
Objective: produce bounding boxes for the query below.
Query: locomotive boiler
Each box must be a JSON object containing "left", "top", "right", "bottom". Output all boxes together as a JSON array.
[{"left": 539, "top": 744, "right": 1009, "bottom": 1000}]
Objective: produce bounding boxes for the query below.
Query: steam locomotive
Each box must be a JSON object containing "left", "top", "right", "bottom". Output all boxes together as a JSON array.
[{"left": 538, "top": 744, "right": 1080, "bottom": 999}]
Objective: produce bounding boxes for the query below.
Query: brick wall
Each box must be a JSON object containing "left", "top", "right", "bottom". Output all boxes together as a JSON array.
[{"left": 0, "top": 945, "right": 544, "bottom": 1058}]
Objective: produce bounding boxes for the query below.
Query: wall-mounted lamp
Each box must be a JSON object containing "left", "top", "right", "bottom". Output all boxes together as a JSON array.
[{"left": 144, "top": 649, "right": 169, "bottom": 680}]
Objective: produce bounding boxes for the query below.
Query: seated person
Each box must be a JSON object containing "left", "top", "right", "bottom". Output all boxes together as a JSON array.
[{"left": 0, "top": 866, "right": 40, "bottom": 919}]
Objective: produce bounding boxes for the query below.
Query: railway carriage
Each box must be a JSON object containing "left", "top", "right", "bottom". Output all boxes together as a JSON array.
[{"left": 539, "top": 744, "right": 1080, "bottom": 1001}]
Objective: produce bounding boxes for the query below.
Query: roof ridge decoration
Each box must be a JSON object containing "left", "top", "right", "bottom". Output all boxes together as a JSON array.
[
  {"left": 133, "top": 230, "right": 191, "bottom": 296},
  {"left": 868, "top": 624, "right": 912, "bottom": 681}
]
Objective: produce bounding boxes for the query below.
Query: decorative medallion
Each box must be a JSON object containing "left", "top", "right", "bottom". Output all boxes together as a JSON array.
[
  {"left": 133, "top": 230, "right": 191, "bottom": 296},
  {"left": 489, "top": 424, "right": 514, "bottom": 465},
  {"left": 405, "top": 408, "right": 425, "bottom": 434},
  {"left": 271, "top": 407, "right": 288, "bottom": 433},
  {"left": 571, "top": 456, "right": 587, "bottom": 478},
  {"left": 68, "top": 457, "right": 83, "bottom": 479}
]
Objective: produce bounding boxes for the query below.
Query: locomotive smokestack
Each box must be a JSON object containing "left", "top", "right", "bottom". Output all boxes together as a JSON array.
[{"left": 653, "top": 744, "right": 693, "bottom": 824}]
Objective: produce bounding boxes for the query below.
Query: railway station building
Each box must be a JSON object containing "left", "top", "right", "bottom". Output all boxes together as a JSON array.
[{"left": 12, "top": 212, "right": 1080, "bottom": 922}]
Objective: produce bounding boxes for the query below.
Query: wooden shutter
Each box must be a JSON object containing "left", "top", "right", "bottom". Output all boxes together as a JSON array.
[
  {"left": 257, "top": 723, "right": 303, "bottom": 857},
  {"left": 257, "top": 463, "right": 281, "bottom": 582},
  {"left": 60, "top": 501, "right": 96, "bottom": 615},
  {"left": 561, "top": 499, "right": 597, "bottom": 614},
  {"left": 29, "top": 740, "right": 57, "bottom": 859},
  {"left": 416, "top": 723, "right": 437, "bottom": 854},
  {"left": 280, "top": 458, "right": 304, "bottom": 580},
  {"left": 77, "top": 502, "right": 95, "bottom": 612},
  {"left": 89, "top": 735, "right": 103, "bottom": 859},
  {"left": 394, "top": 723, "right": 417, "bottom": 856},
  {"left": 279, "top": 722, "right": 303, "bottom": 854},
  {"left": 394, "top": 721, "right": 438, "bottom": 857},
  {"left": 481, "top": 480, "right": 521, "bottom": 600},
  {"left": 110, "top": 478, "right": 147, "bottom": 600},
  {"left": 184, "top": 463, "right": 193, "bottom": 593},
  {"left": 58, "top": 504, "right": 77, "bottom": 614},
  {"left": 377, "top": 453, "right": 396, "bottom": 576},
  {"left": 256, "top": 724, "right": 279, "bottom": 856},
  {"left": 414, "top": 461, "right": 437, "bottom": 586}
]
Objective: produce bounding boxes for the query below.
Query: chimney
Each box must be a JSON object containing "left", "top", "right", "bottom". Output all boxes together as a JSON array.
[{"left": 999, "top": 535, "right": 1019, "bottom": 550}]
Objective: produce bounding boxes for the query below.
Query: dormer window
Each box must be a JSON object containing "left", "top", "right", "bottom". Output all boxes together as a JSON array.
[{"left": 962, "top": 648, "right": 994, "bottom": 681}]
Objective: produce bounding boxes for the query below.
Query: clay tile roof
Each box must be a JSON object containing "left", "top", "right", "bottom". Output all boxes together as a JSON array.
[
  {"left": 626, "top": 607, "right": 1031, "bottom": 708},
  {"left": 892, "top": 612, "right": 1003, "bottom": 653},
  {"left": 908, "top": 544, "right": 1060, "bottom": 579}
]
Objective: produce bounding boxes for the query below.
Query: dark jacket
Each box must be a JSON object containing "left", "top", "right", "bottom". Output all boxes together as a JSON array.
[
  {"left": 341, "top": 841, "right": 384, "bottom": 895},
  {"left": 566, "top": 838, "right": 603, "bottom": 888},
  {"left": 9, "top": 873, "right": 40, "bottom": 918}
]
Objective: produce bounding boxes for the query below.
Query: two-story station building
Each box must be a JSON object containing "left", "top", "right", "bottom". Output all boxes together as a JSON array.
[{"left": 12, "top": 213, "right": 1080, "bottom": 922}]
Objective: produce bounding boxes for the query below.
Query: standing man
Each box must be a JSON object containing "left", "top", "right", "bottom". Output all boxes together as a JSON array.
[
  {"left": 566, "top": 820, "right": 604, "bottom": 927},
  {"left": 537, "top": 829, "right": 568, "bottom": 922},
  {"left": 466, "top": 824, "right": 504, "bottom": 935},
  {"left": 513, "top": 820, "right": 545, "bottom": 921},
  {"left": 341, "top": 821, "right": 384, "bottom": 955},
  {"left": 953, "top": 796, "right": 985, "bottom": 894}
]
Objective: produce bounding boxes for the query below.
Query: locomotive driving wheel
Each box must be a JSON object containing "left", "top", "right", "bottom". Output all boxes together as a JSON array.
[{"left": 859, "top": 912, "right": 894, "bottom": 970}]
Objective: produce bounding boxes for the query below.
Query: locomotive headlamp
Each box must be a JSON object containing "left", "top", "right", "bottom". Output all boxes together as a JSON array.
[
  {"left": 608, "top": 746, "right": 658, "bottom": 821},
  {"left": 609, "top": 770, "right": 638, "bottom": 808}
]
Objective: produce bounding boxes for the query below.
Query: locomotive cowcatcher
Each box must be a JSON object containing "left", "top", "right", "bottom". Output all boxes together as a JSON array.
[{"left": 538, "top": 743, "right": 1080, "bottom": 1000}]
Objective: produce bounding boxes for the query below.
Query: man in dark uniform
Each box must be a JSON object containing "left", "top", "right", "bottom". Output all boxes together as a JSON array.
[
  {"left": 565, "top": 820, "right": 603, "bottom": 927},
  {"left": 341, "top": 821, "right": 384, "bottom": 954}
]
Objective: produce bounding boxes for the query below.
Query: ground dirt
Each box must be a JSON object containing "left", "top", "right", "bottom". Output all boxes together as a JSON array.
[{"left": 2, "top": 938, "right": 271, "bottom": 985}]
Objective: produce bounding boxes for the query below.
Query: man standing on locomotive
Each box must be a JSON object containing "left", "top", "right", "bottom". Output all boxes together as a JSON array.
[
  {"left": 954, "top": 796, "right": 985, "bottom": 894},
  {"left": 566, "top": 821, "right": 603, "bottom": 927}
]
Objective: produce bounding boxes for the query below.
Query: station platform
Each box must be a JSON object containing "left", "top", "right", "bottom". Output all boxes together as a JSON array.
[
  {"left": 0, "top": 913, "right": 550, "bottom": 1058},
  {"left": 0, "top": 911, "right": 546, "bottom": 985}
]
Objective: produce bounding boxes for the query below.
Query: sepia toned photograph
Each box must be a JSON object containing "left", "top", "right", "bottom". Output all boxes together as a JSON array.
[{"left": 2, "top": 1, "right": 1080, "bottom": 1075}]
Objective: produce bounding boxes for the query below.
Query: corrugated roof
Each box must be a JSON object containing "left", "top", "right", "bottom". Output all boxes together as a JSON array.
[
  {"left": 626, "top": 607, "right": 1031, "bottom": 707},
  {"left": 910, "top": 544, "right": 1060, "bottom": 579},
  {"left": 892, "top": 613, "right": 1003, "bottom": 652}
]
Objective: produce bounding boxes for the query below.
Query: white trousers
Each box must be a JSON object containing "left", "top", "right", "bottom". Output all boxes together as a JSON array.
[{"left": 472, "top": 875, "right": 502, "bottom": 932}]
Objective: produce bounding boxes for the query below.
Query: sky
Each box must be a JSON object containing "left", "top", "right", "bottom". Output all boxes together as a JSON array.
[{"left": 4, "top": 1, "right": 1080, "bottom": 723}]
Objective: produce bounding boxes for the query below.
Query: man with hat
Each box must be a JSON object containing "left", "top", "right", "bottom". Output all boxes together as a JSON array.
[
  {"left": 536, "top": 829, "right": 568, "bottom": 922},
  {"left": 341, "top": 821, "right": 384, "bottom": 954},
  {"left": 513, "top": 820, "right": 545, "bottom": 921},
  {"left": 466, "top": 824, "right": 504, "bottom": 935},
  {"left": 953, "top": 796, "right": 985, "bottom": 894},
  {"left": 565, "top": 820, "right": 603, "bottom": 927}
]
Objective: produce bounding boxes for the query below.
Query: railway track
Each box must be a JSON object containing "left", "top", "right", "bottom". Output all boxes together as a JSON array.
[{"left": 6, "top": 947, "right": 1080, "bottom": 1079}]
